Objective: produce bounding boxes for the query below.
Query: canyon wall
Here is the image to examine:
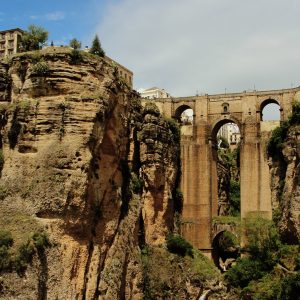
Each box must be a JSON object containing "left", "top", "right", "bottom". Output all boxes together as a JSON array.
[{"left": 0, "top": 50, "right": 225, "bottom": 299}]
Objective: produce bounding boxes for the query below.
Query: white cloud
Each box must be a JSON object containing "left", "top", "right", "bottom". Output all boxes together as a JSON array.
[
  {"left": 46, "top": 11, "right": 65, "bottom": 21},
  {"left": 96, "top": 0, "right": 300, "bottom": 96},
  {"left": 29, "top": 11, "right": 65, "bottom": 22}
]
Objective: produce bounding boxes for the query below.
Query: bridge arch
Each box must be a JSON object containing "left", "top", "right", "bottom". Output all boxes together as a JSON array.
[
  {"left": 211, "top": 230, "right": 240, "bottom": 270},
  {"left": 210, "top": 116, "right": 242, "bottom": 144},
  {"left": 259, "top": 98, "right": 282, "bottom": 121},
  {"left": 174, "top": 104, "right": 194, "bottom": 125}
]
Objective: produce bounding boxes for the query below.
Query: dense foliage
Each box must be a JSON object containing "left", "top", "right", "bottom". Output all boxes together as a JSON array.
[
  {"left": 225, "top": 216, "right": 300, "bottom": 299},
  {"left": 166, "top": 234, "right": 193, "bottom": 257},
  {"left": 0, "top": 231, "right": 50, "bottom": 274},
  {"left": 20, "top": 25, "right": 48, "bottom": 51},
  {"left": 267, "top": 101, "right": 300, "bottom": 156}
]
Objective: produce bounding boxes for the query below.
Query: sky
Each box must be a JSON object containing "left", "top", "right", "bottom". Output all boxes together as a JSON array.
[{"left": 1, "top": 0, "right": 299, "bottom": 103}]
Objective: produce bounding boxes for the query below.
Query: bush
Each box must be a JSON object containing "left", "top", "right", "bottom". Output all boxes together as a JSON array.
[
  {"left": 280, "top": 271, "right": 300, "bottom": 300},
  {"left": 8, "top": 107, "right": 22, "bottom": 149},
  {"left": 0, "top": 245, "right": 12, "bottom": 270},
  {"left": 32, "top": 61, "right": 49, "bottom": 75},
  {"left": 267, "top": 101, "right": 300, "bottom": 156},
  {"left": 242, "top": 273, "right": 282, "bottom": 300},
  {"left": 70, "top": 49, "right": 83, "bottom": 65},
  {"left": 32, "top": 232, "right": 50, "bottom": 250},
  {"left": 289, "top": 101, "right": 300, "bottom": 126},
  {"left": 0, "top": 230, "right": 13, "bottom": 247},
  {"left": 131, "top": 173, "right": 143, "bottom": 194},
  {"left": 225, "top": 257, "right": 266, "bottom": 288},
  {"left": 167, "top": 118, "right": 181, "bottom": 144},
  {"left": 166, "top": 234, "right": 193, "bottom": 257},
  {"left": 14, "top": 242, "right": 35, "bottom": 273},
  {"left": 228, "top": 179, "right": 240, "bottom": 216},
  {"left": 244, "top": 216, "right": 280, "bottom": 266},
  {"left": 267, "top": 121, "right": 289, "bottom": 156}
]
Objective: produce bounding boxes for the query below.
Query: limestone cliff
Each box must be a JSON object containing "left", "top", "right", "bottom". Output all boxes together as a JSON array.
[
  {"left": 0, "top": 48, "right": 140, "bottom": 299},
  {"left": 269, "top": 123, "right": 300, "bottom": 244},
  {"left": 0, "top": 50, "right": 224, "bottom": 300}
]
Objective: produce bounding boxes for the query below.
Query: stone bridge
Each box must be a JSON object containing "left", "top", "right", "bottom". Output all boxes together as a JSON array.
[{"left": 142, "top": 86, "right": 300, "bottom": 256}]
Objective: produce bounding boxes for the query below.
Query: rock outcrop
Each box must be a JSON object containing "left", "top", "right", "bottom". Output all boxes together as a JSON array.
[
  {"left": 0, "top": 49, "right": 222, "bottom": 299},
  {"left": 269, "top": 124, "right": 300, "bottom": 243}
]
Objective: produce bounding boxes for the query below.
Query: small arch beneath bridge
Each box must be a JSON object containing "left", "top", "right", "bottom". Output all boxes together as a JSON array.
[{"left": 212, "top": 230, "right": 240, "bottom": 271}]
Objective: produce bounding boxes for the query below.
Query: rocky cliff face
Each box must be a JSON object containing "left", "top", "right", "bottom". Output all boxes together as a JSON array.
[
  {"left": 269, "top": 124, "right": 300, "bottom": 243},
  {"left": 1, "top": 49, "right": 217, "bottom": 299}
]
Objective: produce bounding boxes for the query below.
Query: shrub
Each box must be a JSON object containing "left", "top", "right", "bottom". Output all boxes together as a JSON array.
[
  {"left": 289, "top": 101, "right": 300, "bottom": 126},
  {"left": 8, "top": 107, "right": 22, "bottom": 149},
  {"left": 225, "top": 257, "right": 266, "bottom": 288},
  {"left": 267, "top": 101, "right": 300, "bottom": 156},
  {"left": 0, "top": 245, "right": 12, "bottom": 270},
  {"left": 280, "top": 271, "right": 300, "bottom": 300},
  {"left": 32, "top": 232, "right": 50, "bottom": 250},
  {"left": 0, "top": 230, "right": 13, "bottom": 247},
  {"left": 131, "top": 173, "right": 143, "bottom": 194},
  {"left": 244, "top": 216, "right": 281, "bottom": 266},
  {"left": 242, "top": 273, "right": 282, "bottom": 300},
  {"left": 32, "top": 61, "right": 49, "bottom": 76},
  {"left": 14, "top": 242, "right": 35, "bottom": 273},
  {"left": 166, "top": 234, "right": 193, "bottom": 257},
  {"left": 143, "top": 102, "right": 160, "bottom": 117},
  {"left": 228, "top": 179, "right": 240, "bottom": 216},
  {"left": 267, "top": 121, "right": 289, "bottom": 156},
  {"left": 70, "top": 49, "right": 83, "bottom": 65},
  {"left": 167, "top": 118, "right": 181, "bottom": 144}
]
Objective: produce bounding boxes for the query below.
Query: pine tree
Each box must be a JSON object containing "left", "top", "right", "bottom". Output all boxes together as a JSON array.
[{"left": 89, "top": 35, "right": 105, "bottom": 57}]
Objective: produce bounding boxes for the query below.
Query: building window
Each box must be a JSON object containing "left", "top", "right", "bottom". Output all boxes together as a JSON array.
[
  {"left": 10, "top": 33, "right": 14, "bottom": 39},
  {"left": 222, "top": 103, "right": 229, "bottom": 113},
  {"left": 0, "top": 34, "right": 4, "bottom": 40}
]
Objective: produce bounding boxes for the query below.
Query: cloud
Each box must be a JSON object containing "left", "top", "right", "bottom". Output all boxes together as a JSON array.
[
  {"left": 29, "top": 11, "right": 65, "bottom": 22},
  {"left": 45, "top": 11, "right": 65, "bottom": 21},
  {"left": 96, "top": 0, "right": 300, "bottom": 96}
]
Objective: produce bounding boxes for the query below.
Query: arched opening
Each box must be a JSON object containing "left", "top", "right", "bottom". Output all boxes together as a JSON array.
[
  {"left": 212, "top": 230, "right": 240, "bottom": 271},
  {"left": 174, "top": 105, "right": 194, "bottom": 125},
  {"left": 174, "top": 105, "right": 194, "bottom": 136},
  {"left": 260, "top": 99, "right": 281, "bottom": 121},
  {"left": 212, "top": 120, "right": 241, "bottom": 218}
]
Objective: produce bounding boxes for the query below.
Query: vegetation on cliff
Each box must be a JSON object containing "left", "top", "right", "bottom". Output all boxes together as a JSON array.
[
  {"left": 225, "top": 216, "right": 300, "bottom": 299},
  {"left": 267, "top": 101, "right": 300, "bottom": 156}
]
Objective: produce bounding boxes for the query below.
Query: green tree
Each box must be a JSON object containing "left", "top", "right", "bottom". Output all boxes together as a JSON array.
[
  {"left": 89, "top": 34, "right": 105, "bottom": 57},
  {"left": 20, "top": 25, "right": 48, "bottom": 51},
  {"left": 69, "top": 38, "right": 81, "bottom": 50}
]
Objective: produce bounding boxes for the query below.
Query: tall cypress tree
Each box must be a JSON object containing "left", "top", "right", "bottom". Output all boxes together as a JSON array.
[{"left": 89, "top": 35, "right": 105, "bottom": 57}]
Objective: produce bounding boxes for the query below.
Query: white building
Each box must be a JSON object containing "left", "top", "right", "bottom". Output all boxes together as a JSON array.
[
  {"left": 218, "top": 123, "right": 241, "bottom": 148},
  {"left": 138, "top": 87, "right": 171, "bottom": 99}
]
